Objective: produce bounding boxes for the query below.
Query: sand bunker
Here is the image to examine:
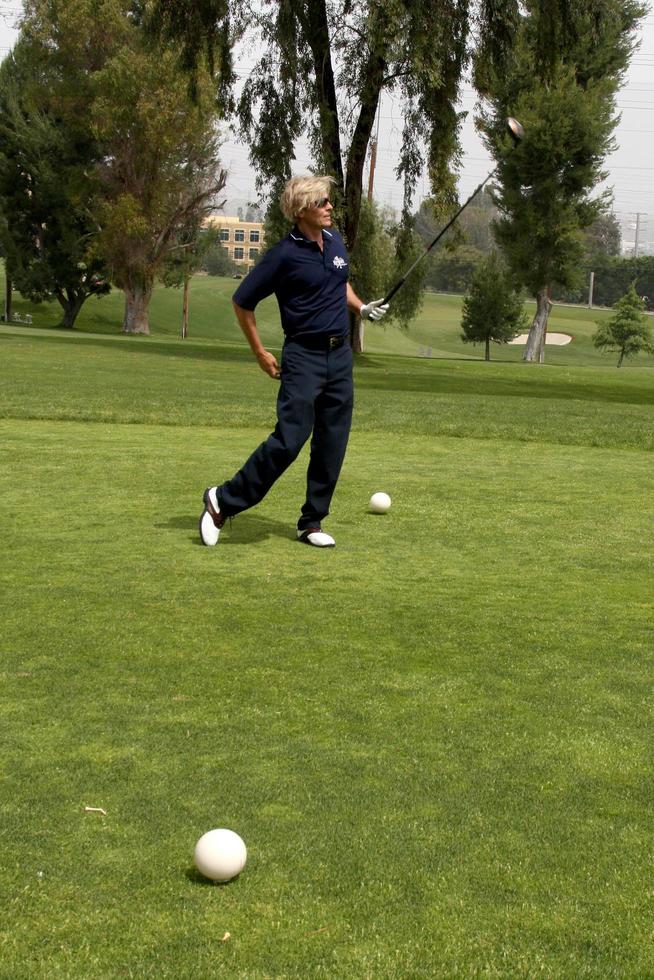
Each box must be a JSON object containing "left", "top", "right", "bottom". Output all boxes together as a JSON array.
[{"left": 509, "top": 332, "right": 573, "bottom": 346}]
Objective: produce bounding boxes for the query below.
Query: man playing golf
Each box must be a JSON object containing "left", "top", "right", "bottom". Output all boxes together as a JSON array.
[{"left": 199, "top": 174, "right": 388, "bottom": 548}]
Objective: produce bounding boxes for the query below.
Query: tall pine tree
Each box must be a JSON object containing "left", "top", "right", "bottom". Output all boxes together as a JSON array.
[{"left": 475, "top": 0, "right": 645, "bottom": 362}]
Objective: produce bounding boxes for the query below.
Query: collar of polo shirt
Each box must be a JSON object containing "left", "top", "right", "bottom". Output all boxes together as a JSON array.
[{"left": 290, "top": 228, "right": 333, "bottom": 244}]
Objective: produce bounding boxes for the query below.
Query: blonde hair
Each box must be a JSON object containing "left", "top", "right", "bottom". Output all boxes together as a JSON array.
[{"left": 280, "top": 175, "right": 336, "bottom": 222}]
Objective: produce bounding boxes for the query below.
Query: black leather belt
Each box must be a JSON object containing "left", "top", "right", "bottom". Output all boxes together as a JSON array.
[{"left": 287, "top": 332, "right": 347, "bottom": 351}]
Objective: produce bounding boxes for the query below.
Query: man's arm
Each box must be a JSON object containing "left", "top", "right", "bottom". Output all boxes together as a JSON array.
[
  {"left": 346, "top": 283, "right": 364, "bottom": 315},
  {"left": 232, "top": 302, "right": 280, "bottom": 379}
]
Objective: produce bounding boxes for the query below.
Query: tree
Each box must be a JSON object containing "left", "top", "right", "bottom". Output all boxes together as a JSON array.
[
  {"left": 384, "top": 216, "right": 427, "bottom": 331},
  {"left": 476, "top": 0, "right": 645, "bottom": 362},
  {"left": 90, "top": 32, "right": 227, "bottom": 333},
  {"left": 0, "top": 43, "right": 110, "bottom": 328},
  {"left": 348, "top": 199, "right": 395, "bottom": 312},
  {"left": 591, "top": 255, "right": 654, "bottom": 310},
  {"left": 460, "top": 251, "right": 527, "bottom": 359},
  {"left": 21, "top": 0, "right": 228, "bottom": 335},
  {"left": 346, "top": 198, "right": 426, "bottom": 346},
  {"left": 415, "top": 189, "right": 499, "bottom": 255},
  {"left": 584, "top": 212, "right": 621, "bottom": 262},
  {"left": 549, "top": 213, "right": 623, "bottom": 304},
  {"left": 148, "top": 0, "right": 519, "bottom": 349},
  {"left": 144, "top": 0, "right": 234, "bottom": 105},
  {"left": 425, "top": 245, "right": 485, "bottom": 293},
  {"left": 593, "top": 283, "right": 653, "bottom": 366},
  {"left": 203, "top": 244, "right": 238, "bottom": 277},
  {"left": 237, "top": 0, "right": 475, "bottom": 349},
  {"left": 415, "top": 190, "right": 498, "bottom": 294}
]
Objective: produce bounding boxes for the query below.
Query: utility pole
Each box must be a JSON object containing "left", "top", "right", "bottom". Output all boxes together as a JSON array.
[
  {"left": 367, "top": 139, "right": 377, "bottom": 202},
  {"left": 361, "top": 97, "right": 383, "bottom": 356},
  {"left": 588, "top": 270, "right": 595, "bottom": 309},
  {"left": 367, "top": 96, "right": 382, "bottom": 202},
  {"left": 633, "top": 212, "right": 646, "bottom": 257}
]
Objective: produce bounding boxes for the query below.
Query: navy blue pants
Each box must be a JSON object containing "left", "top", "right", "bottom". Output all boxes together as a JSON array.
[{"left": 217, "top": 338, "right": 354, "bottom": 530}]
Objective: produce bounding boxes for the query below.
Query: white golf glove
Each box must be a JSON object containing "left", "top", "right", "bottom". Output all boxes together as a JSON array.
[{"left": 360, "top": 298, "right": 389, "bottom": 321}]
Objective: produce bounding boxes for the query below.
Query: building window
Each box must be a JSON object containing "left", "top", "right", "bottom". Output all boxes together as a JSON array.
[
  {"left": 234, "top": 229, "right": 245, "bottom": 242},
  {"left": 249, "top": 248, "right": 259, "bottom": 260},
  {"left": 234, "top": 247, "right": 244, "bottom": 260},
  {"left": 249, "top": 230, "right": 260, "bottom": 243},
  {"left": 219, "top": 228, "right": 229, "bottom": 242}
]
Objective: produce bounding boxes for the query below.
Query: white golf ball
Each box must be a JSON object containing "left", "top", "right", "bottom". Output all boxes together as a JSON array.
[
  {"left": 369, "top": 491, "right": 391, "bottom": 514},
  {"left": 194, "top": 828, "right": 247, "bottom": 882}
]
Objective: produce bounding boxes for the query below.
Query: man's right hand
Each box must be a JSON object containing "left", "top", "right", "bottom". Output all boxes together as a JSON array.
[{"left": 256, "top": 349, "right": 281, "bottom": 379}]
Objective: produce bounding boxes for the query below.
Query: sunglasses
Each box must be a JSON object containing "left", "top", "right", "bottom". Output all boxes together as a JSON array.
[{"left": 312, "top": 197, "right": 331, "bottom": 209}]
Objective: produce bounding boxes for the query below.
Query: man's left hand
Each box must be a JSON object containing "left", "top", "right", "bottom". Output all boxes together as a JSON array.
[
  {"left": 256, "top": 349, "right": 281, "bottom": 379},
  {"left": 360, "top": 298, "right": 390, "bottom": 321}
]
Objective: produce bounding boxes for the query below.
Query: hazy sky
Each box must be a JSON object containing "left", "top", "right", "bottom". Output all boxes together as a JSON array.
[{"left": 1, "top": 3, "right": 653, "bottom": 250}]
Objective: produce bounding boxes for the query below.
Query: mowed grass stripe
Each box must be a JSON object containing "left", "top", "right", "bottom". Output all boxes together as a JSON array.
[{"left": 2, "top": 327, "right": 653, "bottom": 453}]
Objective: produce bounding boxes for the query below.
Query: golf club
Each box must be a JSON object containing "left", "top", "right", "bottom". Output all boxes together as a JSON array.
[{"left": 380, "top": 117, "right": 525, "bottom": 306}]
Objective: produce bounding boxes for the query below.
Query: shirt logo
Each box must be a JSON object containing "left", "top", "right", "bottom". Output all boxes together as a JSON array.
[{"left": 333, "top": 256, "right": 347, "bottom": 269}]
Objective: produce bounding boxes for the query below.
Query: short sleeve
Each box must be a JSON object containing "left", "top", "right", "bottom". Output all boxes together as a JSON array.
[{"left": 232, "top": 245, "right": 284, "bottom": 310}]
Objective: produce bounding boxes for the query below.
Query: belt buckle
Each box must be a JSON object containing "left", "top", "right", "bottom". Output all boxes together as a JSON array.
[{"left": 328, "top": 335, "right": 340, "bottom": 350}]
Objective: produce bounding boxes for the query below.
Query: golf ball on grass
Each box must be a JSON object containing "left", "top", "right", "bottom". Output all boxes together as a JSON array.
[
  {"left": 194, "top": 828, "right": 247, "bottom": 882},
  {"left": 369, "top": 492, "right": 391, "bottom": 514}
]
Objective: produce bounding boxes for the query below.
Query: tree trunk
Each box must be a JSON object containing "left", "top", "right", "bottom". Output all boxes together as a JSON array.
[
  {"left": 4, "top": 271, "right": 12, "bottom": 322},
  {"left": 349, "top": 309, "right": 363, "bottom": 353},
  {"left": 485, "top": 336, "right": 490, "bottom": 361},
  {"left": 123, "top": 283, "right": 152, "bottom": 334},
  {"left": 343, "top": 50, "right": 387, "bottom": 252},
  {"left": 182, "top": 275, "right": 189, "bottom": 338},
  {"left": 56, "top": 290, "right": 86, "bottom": 329},
  {"left": 523, "top": 286, "right": 552, "bottom": 363},
  {"left": 301, "top": 1, "right": 344, "bottom": 188},
  {"left": 617, "top": 349, "right": 624, "bottom": 367}
]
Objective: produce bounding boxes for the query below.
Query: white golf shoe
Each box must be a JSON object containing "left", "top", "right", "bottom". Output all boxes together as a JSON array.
[
  {"left": 297, "top": 527, "right": 336, "bottom": 548},
  {"left": 199, "top": 487, "right": 225, "bottom": 546}
]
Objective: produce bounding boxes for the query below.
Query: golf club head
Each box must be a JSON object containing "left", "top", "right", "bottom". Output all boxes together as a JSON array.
[{"left": 507, "top": 117, "right": 525, "bottom": 143}]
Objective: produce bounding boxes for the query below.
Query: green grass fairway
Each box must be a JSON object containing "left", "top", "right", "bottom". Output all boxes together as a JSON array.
[{"left": 1, "top": 279, "right": 654, "bottom": 978}]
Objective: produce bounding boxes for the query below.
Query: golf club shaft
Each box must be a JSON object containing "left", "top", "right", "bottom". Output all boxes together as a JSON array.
[{"left": 382, "top": 167, "right": 497, "bottom": 306}]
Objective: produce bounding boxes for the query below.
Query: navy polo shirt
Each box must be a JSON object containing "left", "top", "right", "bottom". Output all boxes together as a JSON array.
[{"left": 233, "top": 227, "right": 350, "bottom": 338}]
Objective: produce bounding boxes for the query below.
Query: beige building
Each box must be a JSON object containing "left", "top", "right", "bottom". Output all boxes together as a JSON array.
[{"left": 205, "top": 215, "right": 265, "bottom": 272}]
